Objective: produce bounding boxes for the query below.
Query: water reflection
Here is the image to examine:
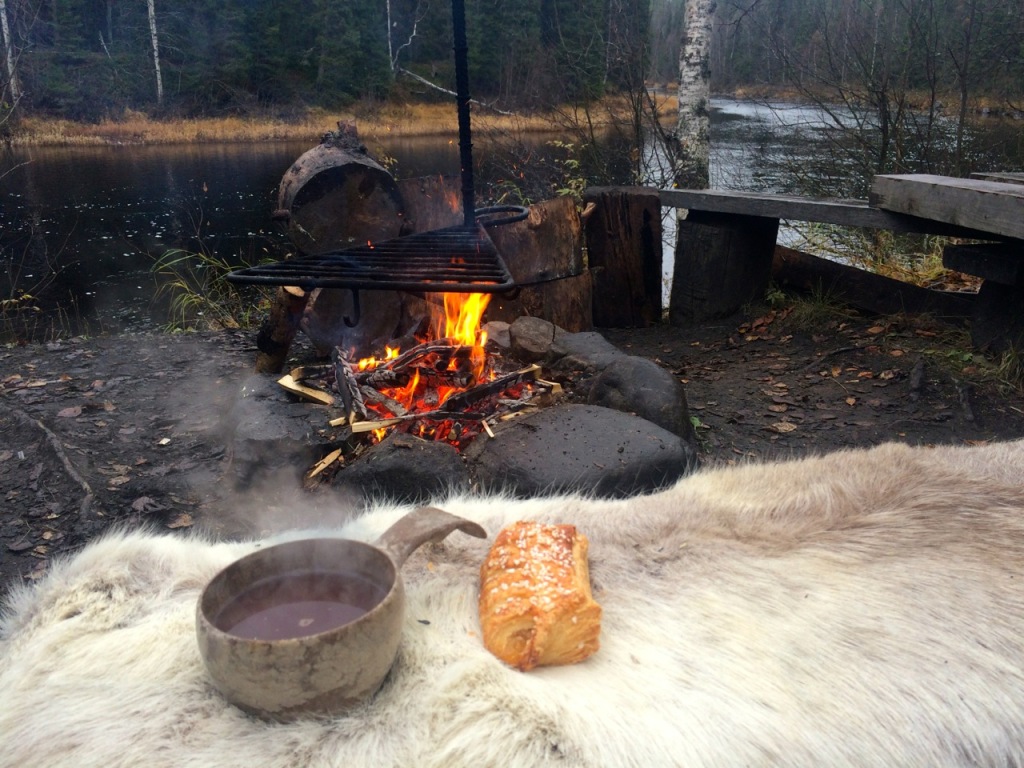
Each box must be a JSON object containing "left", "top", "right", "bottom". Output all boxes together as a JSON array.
[{"left": 2, "top": 99, "right": 1021, "bottom": 337}]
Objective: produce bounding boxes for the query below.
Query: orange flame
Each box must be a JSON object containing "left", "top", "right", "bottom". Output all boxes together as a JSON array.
[
  {"left": 437, "top": 292, "right": 490, "bottom": 346},
  {"left": 358, "top": 345, "right": 399, "bottom": 371},
  {"left": 444, "top": 184, "right": 460, "bottom": 213},
  {"left": 356, "top": 292, "right": 492, "bottom": 443}
]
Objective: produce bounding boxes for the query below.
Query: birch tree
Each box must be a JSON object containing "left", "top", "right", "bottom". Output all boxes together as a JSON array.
[
  {"left": 0, "top": 0, "right": 19, "bottom": 105},
  {"left": 675, "top": 0, "right": 716, "bottom": 189},
  {"left": 146, "top": 0, "right": 163, "bottom": 105}
]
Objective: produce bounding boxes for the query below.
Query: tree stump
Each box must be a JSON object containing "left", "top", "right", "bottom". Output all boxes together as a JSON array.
[
  {"left": 971, "top": 281, "right": 1024, "bottom": 356},
  {"left": 583, "top": 187, "right": 663, "bottom": 328},
  {"left": 396, "top": 175, "right": 463, "bottom": 233},
  {"left": 669, "top": 210, "right": 778, "bottom": 324},
  {"left": 254, "top": 286, "right": 309, "bottom": 374},
  {"left": 485, "top": 196, "right": 593, "bottom": 332}
]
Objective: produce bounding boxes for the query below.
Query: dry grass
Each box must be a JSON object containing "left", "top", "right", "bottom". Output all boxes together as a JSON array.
[{"left": 8, "top": 98, "right": 672, "bottom": 147}]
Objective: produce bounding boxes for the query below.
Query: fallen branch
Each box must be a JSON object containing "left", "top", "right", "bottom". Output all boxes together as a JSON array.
[
  {"left": 10, "top": 407, "right": 96, "bottom": 518},
  {"left": 395, "top": 68, "right": 514, "bottom": 115}
]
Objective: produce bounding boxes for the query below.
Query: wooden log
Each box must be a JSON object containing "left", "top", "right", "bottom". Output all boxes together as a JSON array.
[
  {"left": 771, "top": 245, "right": 976, "bottom": 320},
  {"left": 488, "top": 196, "right": 584, "bottom": 284},
  {"left": 943, "top": 242, "right": 1024, "bottom": 285},
  {"left": 970, "top": 281, "right": 1024, "bottom": 354},
  {"left": 669, "top": 210, "right": 778, "bottom": 324},
  {"left": 869, "top": 174, "right": 1024, "bottom": 241},
  {"left": 275, "top": 123, "right": 406, "bottom": 254},
  {"left": 396, "top": 175, "right": 463, "bottom": 234},
  {"left": 254, "top": 286, "right": 309, "bottom": 374},
  {"left": 483, "top": 197, "right": 592, "bottom": 332},
  {"left": 583, "top": 187, "right": 662, "bottom": 327},
  {"left": 485, "top": 272, "right": 594, "bottom": 333},
  {"left": 271, "top": 127, "right": 417, "bottom": 363}
]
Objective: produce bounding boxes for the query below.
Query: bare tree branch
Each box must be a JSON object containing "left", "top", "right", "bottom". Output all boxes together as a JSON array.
[{"left": 395, "top": 67, "right": 514, "bottom": 116}]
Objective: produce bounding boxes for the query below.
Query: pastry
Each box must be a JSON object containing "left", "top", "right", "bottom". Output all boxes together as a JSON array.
[{"left": 479, "top": 521, "right": 601, "bottom": 671}]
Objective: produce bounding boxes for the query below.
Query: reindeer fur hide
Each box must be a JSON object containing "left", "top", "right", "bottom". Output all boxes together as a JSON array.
[{"left": 4, "top": 440, "right": 1024, "bottom": 767}]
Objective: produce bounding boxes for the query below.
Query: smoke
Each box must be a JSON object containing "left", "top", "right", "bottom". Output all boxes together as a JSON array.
[{"left": 202, "top": 466, "right": 366, "bottom": 543}]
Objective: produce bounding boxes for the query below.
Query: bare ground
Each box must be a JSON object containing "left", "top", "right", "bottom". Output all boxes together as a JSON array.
[{"left": 3, "top": 304, "right": 1023, "bottom": 591}]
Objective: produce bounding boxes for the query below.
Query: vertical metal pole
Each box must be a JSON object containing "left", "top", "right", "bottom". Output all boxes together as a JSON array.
[{"left": 451, "top": 0, "right": 475, "bottom": 226}]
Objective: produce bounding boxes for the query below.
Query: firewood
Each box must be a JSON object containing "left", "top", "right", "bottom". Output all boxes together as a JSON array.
[
  {"left": 332, "top": 350, "right": 368, "bottom": 422},
  {"left": 306, "top": 448, "right": 343, "bottom": 479},
  {"left": 276, "top": 374, "right": 335, "bottom": 405},
  {"left": 438, "top": 364, "right": 540, "bottom": 413},
  {"left": 254, "top": 286, "right": 309, "bottom": 374},
  {"left": 360, "top": 386, "right": 408, "bottom": 417}
]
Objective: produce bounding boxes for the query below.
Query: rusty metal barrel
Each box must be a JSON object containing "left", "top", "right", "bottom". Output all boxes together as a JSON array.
[{"left": 274, "top": 122, "right": 406, "bottom": 254}]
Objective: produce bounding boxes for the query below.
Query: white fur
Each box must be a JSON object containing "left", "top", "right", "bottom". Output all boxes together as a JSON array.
[{"left": 3, "top": 440, "right": 1024, "bottom": 767}]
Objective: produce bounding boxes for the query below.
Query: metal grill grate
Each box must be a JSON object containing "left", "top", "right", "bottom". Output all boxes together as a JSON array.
[{"left": 225, "top": 223, "right": 514, "bottom": 293}]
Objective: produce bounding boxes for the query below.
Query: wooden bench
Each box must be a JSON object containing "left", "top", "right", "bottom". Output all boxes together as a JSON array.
[{"left": 658, "top": 176, "right": 1024, "bottom": 352}]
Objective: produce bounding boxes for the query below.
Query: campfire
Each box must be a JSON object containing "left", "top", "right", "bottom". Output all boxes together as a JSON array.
[{"left": 280, "top": 291, "right": 561, "bottom": 482}]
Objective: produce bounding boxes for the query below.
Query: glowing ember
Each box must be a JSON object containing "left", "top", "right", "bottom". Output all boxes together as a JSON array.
[
  {"left": 355, "top": 292, "right": 496, "bottom": 446},
  {"left": 358, "top": 346, "right": 399, "bottom": 371}
]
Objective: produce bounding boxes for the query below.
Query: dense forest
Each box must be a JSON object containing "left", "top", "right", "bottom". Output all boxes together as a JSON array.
[{"left": 1, "top": 0, "right": 1022, "bottom": 122}]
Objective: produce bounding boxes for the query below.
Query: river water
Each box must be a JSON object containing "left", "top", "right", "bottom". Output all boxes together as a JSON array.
[{"left": 1, "top": 99, "right": 1020, "bottom": 338}]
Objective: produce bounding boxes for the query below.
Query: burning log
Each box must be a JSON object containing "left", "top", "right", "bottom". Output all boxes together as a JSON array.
[
  {"left": 332, "top": 350, "right": 368, "bottom": 423},
  {"left": 437, "top": 365, "right": 540, "bottom": 413},
  {"left": 347, "top": 364, "right": 544, "bottom": 444},
  {"left": 360, "top": 386, "right": 408, "bottom": 418}
]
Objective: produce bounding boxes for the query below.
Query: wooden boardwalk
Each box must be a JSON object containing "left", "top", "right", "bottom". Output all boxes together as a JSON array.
[
  {"left": 869, "top": 174, "right": 1024, "bottom": 242},
  {"left": 657, "top": 173, "right": 1024, "bottom": 352}
]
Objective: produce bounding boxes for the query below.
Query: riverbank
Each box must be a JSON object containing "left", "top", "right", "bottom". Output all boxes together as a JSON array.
[
  {"left": 8, "top": 87, "right": 1020, "bottom": 149},
  {"left": 5, "top": 95, "right": 676, "bottom": 147}
]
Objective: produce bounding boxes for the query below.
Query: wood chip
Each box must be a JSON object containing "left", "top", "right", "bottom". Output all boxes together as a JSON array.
[
  {"left": 277, "top": 374, "right": 335, "bottom": 405},
  {"left": 306, "top": 448, "right": 342, "bottom": 479}
]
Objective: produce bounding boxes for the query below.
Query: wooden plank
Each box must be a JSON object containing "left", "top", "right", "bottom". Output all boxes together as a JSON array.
[
  {"left": 772, "top": 246, "right": 975, "bottom": 320},
  {"left": 662, "top": 188, "right": 881, "bottom": 225},
  {"left": 660, "top": 188, "right": 998, "bottom": 239},
  {"left": 583, "top": 187, "right": 662, "bottom": 327},
  {"left": 869, "top": 174, "right": 1024, "bottom": 241},
  {"left": 970, "top": 172, "right": 1024, "bottom": 186},
  {"left": 943, "top": 243, "right": 1024, "bottom": 285}
]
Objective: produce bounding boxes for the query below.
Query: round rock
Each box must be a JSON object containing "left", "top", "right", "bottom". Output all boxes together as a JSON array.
[
  {"left": 225, "top": 374, "right": 326, "bottom": 486},
  {"left": 333, "top": 432, "right": 471, "bottom": 503},
  {"left": 587, "top": 356, "right": 699, "bottom": 445},
  {"left": 464, "top": 403, "right": 699, "bottom": 498}
]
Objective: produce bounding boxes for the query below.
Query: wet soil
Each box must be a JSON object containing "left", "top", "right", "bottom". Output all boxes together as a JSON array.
[{"left": 3, "top": 305, "right": 1024, "bottom": 591}]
